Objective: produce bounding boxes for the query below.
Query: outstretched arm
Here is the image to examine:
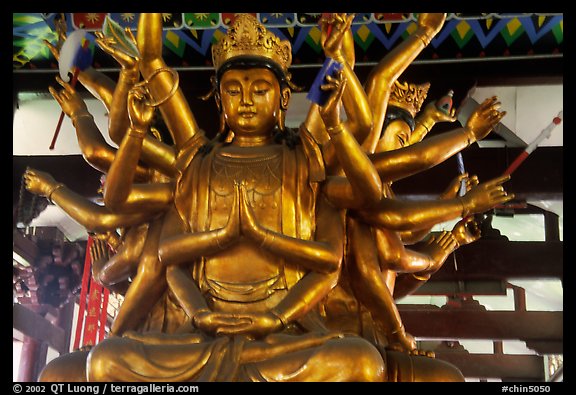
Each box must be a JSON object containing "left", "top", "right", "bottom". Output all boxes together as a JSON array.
[
  {"left": 393, "top": 216, "right": 482, "bottom": 299},
  {"left": 23, "top": 168, "right": 158, "bottom": 233},
  {"left": 353, "top": 174, "right": 514, "bottom": 231},
  {"left": 49, "top": 77, "right": 150, "bottom": 181},
  {"left": 399, "top": 173, "right": 476, "bottom": 244},
  {"left": 372, "top": 96, "right": 505, "bottom": 183},
  {"left": 320, "top": 96, "right": 505, "bottom": 208},
  {"left": 363, "top": 13, "right": 446, "bottom": 153}
]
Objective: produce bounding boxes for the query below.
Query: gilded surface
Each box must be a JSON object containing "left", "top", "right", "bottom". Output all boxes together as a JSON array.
[{"left": 24, "top": 13, "right": 513, "bottom": 382}]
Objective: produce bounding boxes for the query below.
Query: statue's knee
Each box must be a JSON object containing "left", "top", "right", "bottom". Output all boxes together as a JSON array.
[
  {"left": 86, "top": 339, "right": 122, "bottom": 381},
  {"left": 343, "top": 337, "right": 386, "bottom": 382},
  {"left": 38, "top": 351, "right": 89, "bottom": 382},
  {"left": 384, "top": 350, "right": 465, "bottom": 382}
]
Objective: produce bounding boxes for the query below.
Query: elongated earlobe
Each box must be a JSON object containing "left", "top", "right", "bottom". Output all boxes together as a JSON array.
[
  {"left": 218, "top": 111, "right": 227, "bottom": 135},
  {"left": 278, "top": 87, "right": 291, "bottom": 132},
  {"left": 277, "top": 110, "right": 286, "bottom": 132}
]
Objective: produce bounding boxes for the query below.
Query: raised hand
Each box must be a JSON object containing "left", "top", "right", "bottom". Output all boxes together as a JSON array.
[
  {"left": 238, "top": 182, "right": 263, "bottom": 241},
  {"left": 421, "top": 231, "right": 460, "bottom": 272},
  {"left": 219, "top": 182, "right": 241, "bottom": 246},
  {"left": 49, "top": 76, "right": 89, "bottom": 118},
  {"left": 460, "top": 174, "right": 514, "bottom": 216},
  {"left": 421, "top": 100, "right": 457, "bottom": 124},
  {"left": 23, "top": 168, "right": 60, "bottom": 197},
  {"left": 318, "top": 70, "right": 347, "bottom": 133},
  {"left": 465, "top": 96, "right": 507, "bottom": 142},
  {"left": 127, "top": 85, "right": 155, "bottom": 131},
  {"left": 417, "top": 13, "right": 447, "bottom": 39},
  {"left": 451, "top": 215, "right": 482, "bottom": 246},
  {"left": 94, "top": 29, "right": 139, "bottom": 72},
  {"left": 320, "top": 13, "right": 354, "bottom": 62},
  {"left": 441, "top": 174, "right": 479, "bottom": 200}
]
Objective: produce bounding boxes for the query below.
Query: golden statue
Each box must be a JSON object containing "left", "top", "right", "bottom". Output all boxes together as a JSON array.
[
  {"left": 308, "top": 13, "right": 507, "bottom": 355},
  {"left": 26, "top": 13, "right": 513, "bottom": 382}
]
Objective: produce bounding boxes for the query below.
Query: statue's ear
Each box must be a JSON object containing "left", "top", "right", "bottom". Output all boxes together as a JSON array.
[{"left": 280, "top": 86, "right": 291, "bottom": 111}]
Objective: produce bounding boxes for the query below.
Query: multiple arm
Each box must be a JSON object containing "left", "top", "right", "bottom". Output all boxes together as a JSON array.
[
  {"left": 305, "top": 14, "right": 372, "bottom": 149},
  {"left": 372, "top": 96, "right": 505, "bottom": 183},
  {"left": 137, "top": 13, "right": 199, "bottom": 150},
  {"left": 318, "top": 70, "right": 382, "bottom": 207},
  {"left": 363, "top": 13, "right": 446, "bottom": 153},
  {"left": 159, "top": 183, "right": 345, "bottom": 275},
  {"left": 49, "top": 77, "right": 151, "bottom": 181},
  {"left": 94, "top": 31, "right": 178, "bottom": 177},
  {"left": 398, "top": 173, "right": 476, "bottom": 244},
  {"left": 103, "top": 86, "right": 174, "bottom": 213}
]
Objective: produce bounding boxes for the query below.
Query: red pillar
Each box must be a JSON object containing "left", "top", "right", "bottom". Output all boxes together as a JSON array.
[{"left": 17, "top": 336, "right": 47, "bottom": 382}]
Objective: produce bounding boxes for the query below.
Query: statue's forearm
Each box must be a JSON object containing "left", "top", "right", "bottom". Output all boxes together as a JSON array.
[
  {"left": 104, "top": 127, "right": 147, "bottom": 210},
  {"left": 107, "top": 69, "right": 138, "bottom": 146},
  {"left": 356, "top": 197, "right": 463, "bottom": 231},
  {"left": 49, "top": 187, "right": 153, "bottom": 233},
  {"left": 271, "top": 271, "right": 339, "bottom": 326},
  {"left": 158, "top": 229, "right": 233, "bottom": 267},
  {"left": 137, "top": 13, "right": 198, "bottom": 149},
  {"left": 371, "top": 127, "right": 472, "bottom": 183},
  {"left": 328, "top": 125, "right": 382, "bottom": 206},
  {"left": 365, "top": 26, "right": 434, "bottom": 138},
  {"left": 77, "top": 68, "right": 116, "bottom": 111}
]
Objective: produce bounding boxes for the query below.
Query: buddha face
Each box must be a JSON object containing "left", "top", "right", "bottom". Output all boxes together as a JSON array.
[
  {"left": 220, "top": 68, "right": 284, "bottom": 139},
  {"left": 375, "top": 119, "right": 413, "bottom": 153}
]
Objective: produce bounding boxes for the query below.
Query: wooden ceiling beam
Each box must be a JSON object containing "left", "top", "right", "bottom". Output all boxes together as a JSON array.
[
  {"left": 399, "top": 308, "right": 562, "bottom": 343},
  {"left": 13, "top": 303, "right": 66, "bottom": 355},
  {"left": 432, "top": 241, "right": 563, "bottom": 281}
]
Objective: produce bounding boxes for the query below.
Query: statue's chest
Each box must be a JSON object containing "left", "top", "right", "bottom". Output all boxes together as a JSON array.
[{"left": 208, "top": 149, "right": 283, "bottom": 228}]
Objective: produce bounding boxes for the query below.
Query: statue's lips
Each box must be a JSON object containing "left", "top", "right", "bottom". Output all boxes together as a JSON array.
[{"left": 239, "top": 112, "right": 256, "bottom": 118}]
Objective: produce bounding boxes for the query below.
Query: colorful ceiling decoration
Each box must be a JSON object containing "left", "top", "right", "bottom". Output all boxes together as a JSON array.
[{"left": 13, "top": 13, "right": 563, "bottom": 71}]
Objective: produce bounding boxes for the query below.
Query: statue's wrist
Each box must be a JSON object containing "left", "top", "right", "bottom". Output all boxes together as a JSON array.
[
  {"left": 47, "top": 183, "right": 65, "bottom": 203},
  {"left": 414, "top": 29, "right": 432, "bottom": 46},
  {"left": 326, "top": 123, "right": 346, "bottom": 138},
  {"left": 458, "top": 197, "right": 471, "bottom": 217},
  {"left": 462, "top": 127, "right": 475, "bottom": 147},
  {"left": 71, "top": 112, "right": 93, "bottom": 127},
  {"left": 120, "top": 68, "right": 139, "bottom": 84},
  {"left": 260, "top": 229, "right": 276, "bottom": 249},
  {"left": 192, "top": 308, "right": 211, "bottom": 327},
  {"left": 128, "top": 126, "right": 147, "bottom": 138},
  {"left": 270, "top": 308, "right": 288, "bottom": 328}
]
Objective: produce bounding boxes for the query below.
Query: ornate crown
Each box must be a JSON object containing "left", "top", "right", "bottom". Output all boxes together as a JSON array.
[
  {"left": 212, "top": 14, "right": 292, "bottom": 74},
  {"left": 388, "top": 80, "right": 431, "bottom": 117}
]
